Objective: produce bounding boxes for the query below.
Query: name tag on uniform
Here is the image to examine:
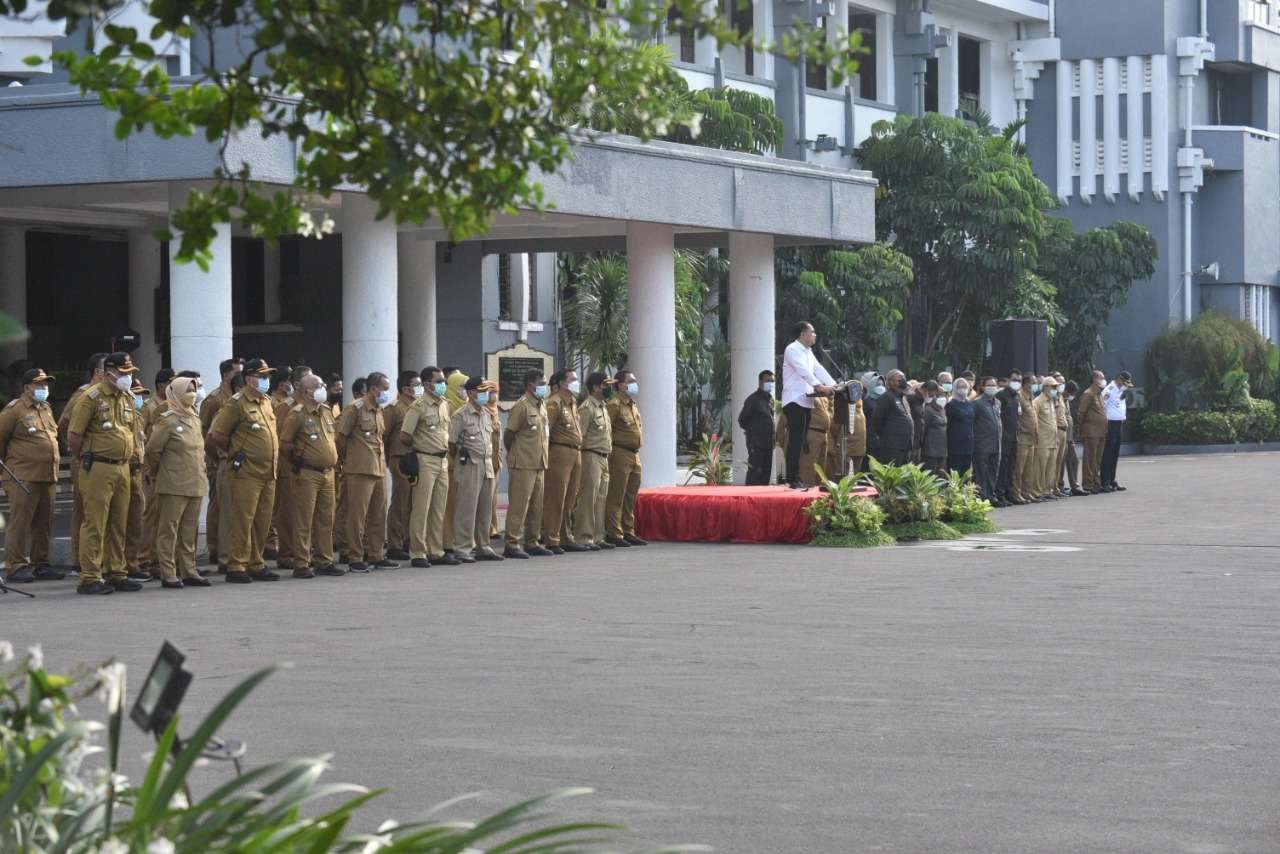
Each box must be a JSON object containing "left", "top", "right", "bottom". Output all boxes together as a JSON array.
[
  {"left": 364, "top": 431, "right": 372, "bottom": 438},
  {"left": 251, "top": 422, "right": 261, "bottom": 430},
  {"left": 27, "top": 426, "right": 36, "bottom": 434},
  {"left": 310, "top": 434, "right": 319, "bottom": 440},
  {"left": 103, "top": 421, "right": 113, "bottom": 429},
  {"left": 176, "top": 426, "right": 184, "bottom": 433}
]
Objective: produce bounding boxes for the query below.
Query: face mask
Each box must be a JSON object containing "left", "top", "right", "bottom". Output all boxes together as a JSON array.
[
  {"left": 281, "top": 384, "right": 293, "bottom": 398},
  {"left": 133, "top": 395, "right": 145, "bottom": 411},
  {"left": 626, "top": 382, "right": 639, "bottom": 396},
  {"left": 942, "top": 383, "right": 953, "bottom": 393},
  {"left": 412, "top": 385, "right": 424, "bottom": 398},
  {"left": 180, "top": 391, "right": 198, "bottom": 408},
  {"left": 1048, "top": 388, "right": 1059, "bottom": 398},
  {"left": 983, "top": 386, "right": 997, "bottom": 397},
  {"left": 872, "top": 385, "right": 886, "bottom": 397},
  {"left": 567, "top": 380, "right": 581, "bottom": 395},
  {"left": 32, "top": 387, "right": 48, "bottom": 403},
  {"left": 763, "top": 381, "right": 775, "bottom": 395},
  {"left": 476, "top": 391, "right": 490, "bottom": 405},
  {"left": 1097, "top": 377, "right": 1106, "bottom": 387},
  {"left": 114, "top": 374, "right": 132, "bottom": 392},
  {"left": 533, "top": 384, "right": 549, "bottom": 399},
  {"left": 312, "top": 387, "right": 327, "bottom": 404},
  {"left": 195, "top": 387, "right": 207, "bottom": 405},
  {"left": 254, "top": 377, "right": 270, "bottom": 394},
  {"left": 955, "top": 388, "right": 968, "bottom": 398},
  {"left": 377, "top": 390, "right": 393, "bottom": 406},
  {"left": 1031, "top": 383, "right": 1041, "bottom": 394},
  {"left": 1067, "top": 395, "right": 1075, "bottom": 402},
  {"left": 433, "top": 381, "right": 447, "bottom": 397},
  {"left": 1009, "top": 381, "right": 1022, "bottom": 391}
]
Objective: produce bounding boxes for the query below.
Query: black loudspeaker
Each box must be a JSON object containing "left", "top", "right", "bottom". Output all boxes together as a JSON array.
[{"left": 988, "top": 319, "right": 1049, "bottom": 378}]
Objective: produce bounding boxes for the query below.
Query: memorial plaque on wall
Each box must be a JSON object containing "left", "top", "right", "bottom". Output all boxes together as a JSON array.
[{"left": 487, "top": 342, "right": 554, "bottom": 411}]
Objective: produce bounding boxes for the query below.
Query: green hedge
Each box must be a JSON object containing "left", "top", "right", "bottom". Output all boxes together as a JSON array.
[{"left": 1139, "top": 399, "right": 1279, "bottom": 445}]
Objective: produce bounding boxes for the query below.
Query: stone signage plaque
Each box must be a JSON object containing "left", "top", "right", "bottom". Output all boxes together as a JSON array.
[{"left": 486, "top": 342, "right": 554, "bottom": 411}]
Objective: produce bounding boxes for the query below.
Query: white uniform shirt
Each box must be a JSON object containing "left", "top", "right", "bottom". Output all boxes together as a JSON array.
[
  {"left": 781, "top": 340, "right": 835, "bottom": 409},
  {"left": 1102, "top": 382, "right": 1127, "bottom": 421}
]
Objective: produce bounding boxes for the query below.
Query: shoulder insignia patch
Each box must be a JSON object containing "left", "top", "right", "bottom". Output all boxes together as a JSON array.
[
  {"left": 3, "top": 399, "right": 17, "bottom": 409},
  {"left": 231, "top": 392, "right": 243, "bottom": 401},
  {"left": 87, "top": 388, "right": 101, "bottom": 400}
]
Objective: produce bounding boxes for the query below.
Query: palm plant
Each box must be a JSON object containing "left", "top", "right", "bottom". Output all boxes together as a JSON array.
[{"left": 560, "top": 253, "right": 630, "bottom": 375}]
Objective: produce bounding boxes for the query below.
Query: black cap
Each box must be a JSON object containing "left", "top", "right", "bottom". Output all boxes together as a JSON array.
[
  {"left": 103, "top": 352, "right": 137, "bottom": 373},
  {"left": 21, "top": 368, "right": 51, "bottom": 385},
  {"left": 463, "top": 376, "right": 485, "bottom": 391},
  {"left": 1117, "top": 370, "right": 1133, "bottom": 384},
  {"left": 243, "top": 358, "right": 273, "bottom": 376}
]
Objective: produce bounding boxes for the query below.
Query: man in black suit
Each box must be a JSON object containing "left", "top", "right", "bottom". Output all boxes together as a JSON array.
[{"left": 738, "top": 370, "right": 777, "bottom": 486}]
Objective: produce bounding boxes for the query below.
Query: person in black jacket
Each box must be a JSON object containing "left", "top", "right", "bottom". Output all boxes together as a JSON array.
[
  {"left": 994, "top": 370, "right": 1023, "bottom": 506},
  {"left": 737, "top": 370, "right": 777, "bottom": 486},
  {"left": 861, "top": 372, "right": 886, "bottom": 467},
  {"left": 972, "top": 376, "right": 1003, "bottom": 501},
  {"left": 871, "top": 370, "right": 915, "bottom": 465}
]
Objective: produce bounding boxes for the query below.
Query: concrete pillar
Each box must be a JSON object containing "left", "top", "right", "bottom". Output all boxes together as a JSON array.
[
  {"left": 262, "top": 239, "right": 281, "bottom": 323},
  {"left": 693, "top": 0, "right": 717, "bottom": 67},
  {"left": 0, "top": 226, "right": 27, "bottom": 370},
  {"left": 938, "top": 37, "right": 959, "bottom": 117},
  {"left": 127, "top": 228, "right": 163, "bottom": 382},
  {"left": 341, "top": 193, "right": 399, "bottom": 392},
  {"left": 168, "top": 184, "right": 232, "bottom": 386},
  {"left": 397, "top": 233, "right": 437, "bottom": 371},
  {"left": 727, "top": 233, "right": 775, "bottom": 483},
  {"left": 626, "top": 222, "right": 677, "bottom": 488}
]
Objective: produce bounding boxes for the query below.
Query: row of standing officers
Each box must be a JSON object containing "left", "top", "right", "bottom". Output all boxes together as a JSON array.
[{"left": 0, "top": 353, "right": 653, "bottom": 593}]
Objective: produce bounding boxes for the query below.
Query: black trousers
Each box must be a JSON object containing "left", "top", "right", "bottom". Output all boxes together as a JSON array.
[
  {"left": 947, "top": 454, "right": 972, "bottom": 476},
  {"left": 996, "top": 437, "right": 1017, "bottom": 498},
  {"left": 1100, "top": 421, "right": 1123, "bottom": 487},
  {"left": 745, "top": 444, "right": 773, "bottom": 486},
  {"left": 973, "top": 451, "right": 1000, "bottom": 500},
  {"left": 1060, "top": 441, "right": 1079, "bottom": 490},
  {"left": 783, "top": 403, "right": 811, "bottom": 485},
  {"left": 880, "top": 447, "right": 911, "bottom": 466}
]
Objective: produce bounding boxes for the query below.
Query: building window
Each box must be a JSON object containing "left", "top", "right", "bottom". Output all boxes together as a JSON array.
[
  {"left": 667, "top": 6, "right": 695, "bottom": 63},
  {"left": 925, "top": 57, "right": 939, "bottom": 114},
  {"left": 851, "top": 11, "right": 877, "bottom": 101},
  {"left": 498, "top": 254, "right": 511, "bottom": 321},
  {"left": 1247, "top": 0, "right": 1272, "bottom": 26},
  {"left": 731, "top": 0, "right": 754, "bottom": 76},
  {"left": 958, "top": 36, "right": 981, "bottom": 121}
]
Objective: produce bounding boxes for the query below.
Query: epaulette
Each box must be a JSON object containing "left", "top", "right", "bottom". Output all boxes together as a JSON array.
[
  {"left": 231, "top": 392, "right": 243, "bottom": 400},
  {"left": 160, "top": 409, "right": 176, "bottom": 418},
  {"left": 86, "top": 388, "right": 101, "bottom": 400},
  {"left": 291, "top": 403, "right": 304, "bottom": 412},
  {"left": 354, "top": 398, "right": 366, "bottom": 410},
  {"left": 3, "top": 399, "right": 17, "bottom": 409}
]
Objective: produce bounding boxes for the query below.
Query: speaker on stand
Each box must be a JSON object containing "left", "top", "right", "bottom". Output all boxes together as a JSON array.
[{"left": 988, "top": 319, "right": 1049, "bottom": 378}]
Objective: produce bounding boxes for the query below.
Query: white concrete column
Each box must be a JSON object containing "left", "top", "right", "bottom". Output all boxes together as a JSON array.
[
  {"left": 0, "top": 227, "right": 27, "bottom": 369},
  {"left": 826, "top": 0, "right": 849, "bottom": 90},
  {"left": 341, "top": 193, "right": 399, "bottom": 392},
  {"left": 626, "top": 222, "right": 677, "bottom": 488},
  {"left": 938, "top": 38, "right": 960, "bottom": 117},
  {"left": 397, "top": 233, "right": 437, "bottom": 371},
  {"left": 875, "top": 12, "right": 894, "bottom": 104},
  {"left": 693, "top": 0, "right": 717, "bottom": 68},
  {"left": 262, "top": 239, "right": 281, "bottom": 323},
  {"left": 168, "top": 184, "right": 232, "bottom": 386},
  {"left": 728, "top": 232, "right": 775, "bottom": 483},
  {"left": 127, "top": 228, "right": 163, "bottom": 382},
  {"left": 753, "top": 0, "right": 773, "bottom": 80}
]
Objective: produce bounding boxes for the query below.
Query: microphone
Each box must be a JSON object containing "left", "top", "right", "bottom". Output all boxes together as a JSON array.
[{"left": 816, "top": 346, "right": 847, "bottom": 384}]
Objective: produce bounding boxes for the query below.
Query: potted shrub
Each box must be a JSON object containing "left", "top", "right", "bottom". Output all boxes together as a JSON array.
[{"left": 805, "top": 468, "right": 894, "bottom": 548}]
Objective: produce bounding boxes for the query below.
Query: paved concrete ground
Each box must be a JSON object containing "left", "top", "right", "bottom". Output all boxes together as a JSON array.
[{"left": 5, "top": 452, "right": 1280, "bottom": 853}]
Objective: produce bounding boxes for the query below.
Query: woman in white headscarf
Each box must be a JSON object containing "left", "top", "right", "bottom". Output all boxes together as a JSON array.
[{"left": 143, "top": 375, "right": 212, "bottom": 588}]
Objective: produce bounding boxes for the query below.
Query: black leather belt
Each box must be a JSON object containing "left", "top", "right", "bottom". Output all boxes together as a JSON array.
[
  {"left": 418, "top": 450, "right": 447, "bottom": 457},
  {"left": 93, "top": 457, "right": 127, "bottom": 465},
  {"left": 300, "top": 462, "right": 333, "bottom": 473},
  {"left": 551, "top": 442, "right": 582, "bottom": 451},
  {"left": 808, "top": 427, "right": 827, "bottom": 434},
  {"left": 585, "top": 448, "right": 609, "bottom": 458},
  {"left": 615, "top": 445, "right": 639, "bottom": 453}
]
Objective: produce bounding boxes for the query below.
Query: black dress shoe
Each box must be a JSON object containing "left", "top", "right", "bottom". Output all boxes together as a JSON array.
[
  {"left": 292, "top": 568, "right": 316, "bottom": 579},
  {"left": 7, "top": 567, "right": 34, "bottom": 583},
  {"left": 226, "top": 571, "right": 252, "bottom": 583},
  {"left": 248, "top": 569, "right": 280, "bottom": 581},
  {"left": 604, "top": 537, "right": 630, "bottom": 548},
  {"left": 76, "top": 581, "right": 114, "bottom": 595},
  {"left": 110, "top": 578, "right": 144, "bottom": 592},
  {"left": 161, "top": 579, "right": 184, "bottom": 590},
  {"left": 373, "top": 559, "right": 400, "bottom": 569},
  {"left": 127, "top": 568, "right": 152, "bottom": 581},
  {"left": 1112, "top": 483, "right": 1127, "bottom": 491},
  {"left": 456, "top": 552, "right": 477, "bottom": 563},
  {"left": 430, "top": 553, "right": 462, "bottom": 566},
  {"left": 33, "top": 566, "right": 66, "bottom": 581},
  {"left": 348, "top": 563, "right": 371, "bottom": 573},
  {"left": 563, "top": 543, "right": 591, "bottom": 553},
  {"left": 411, "top": 558, "right": 432, "bottom": 568},
  {"left": 315, "top": 564, "right": 346, "bottom": 576},
  {"left": 387, "top": 549, "right": 410, "bottom": 560},
  {"left": 503, "top": 547, "right": 530, "bottom": 559},
  {"left": 547, "top": 546, "right": 565, "bottom": 555},
  {"left": 474, "top": 550, "right": 504, "bottom": 562},
  {"left": 183, "top": 575, "right": 212, "bottom": 587},
  {"left": 1070, "top": 488, "right": 1087, "bottom": 496},
  {"left": 526, "top": 545, "right": 554, "bottom": 557},
  {"left": 582, "top": 543, "right": 601, "bottom": 551},
  {"left": 596, "top": 541, "right": 615, "bottom": 550},
  {"left": 623, "top": 534, "right": 649, "bottom": 546}
]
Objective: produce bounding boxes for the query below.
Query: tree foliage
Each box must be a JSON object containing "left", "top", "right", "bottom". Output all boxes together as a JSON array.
[
  {"left": 18, "top": 0, "right": 857, "bottom": 266},
  {"left": 1146, "top": 312, "right": 1280, "bottom": 412}
]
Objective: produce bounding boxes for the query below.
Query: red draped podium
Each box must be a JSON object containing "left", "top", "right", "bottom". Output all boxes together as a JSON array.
[{"left": 634, "top": 485, "right": 877, "bottom": 545}]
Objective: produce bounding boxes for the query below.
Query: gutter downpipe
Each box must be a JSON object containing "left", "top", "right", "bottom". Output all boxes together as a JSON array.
[{"left": 1181, "top": 1, "right": 1208, "bottom": 325}]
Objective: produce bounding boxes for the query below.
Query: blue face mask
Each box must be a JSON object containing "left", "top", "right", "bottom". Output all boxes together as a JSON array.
[
  {"left": 942, "top": 383, "right": 954, "bottom": 393},
  {"left": 133, "top": 395, "right": 145, "bottom": 411},
  {"left": 533, "top": 384, "right": 549, "bottom": 399},
  {"left": 763, "top": 381, "right": 775, "bottom": 395},
  {"left": 32, "top": 387, "right": 48, "bottom": 403},
  {"left": 1031, "top": 383, "right": 1042, "bottom": 394},
  {"left": 626, "top": 382, "right": 639, "bottom": 396},
  {"left": 872, "top": 385, "right": 886, "bottom": 397},
  {"left": 255, "top": 377, "right": 270, "bottom": 394},
  {"left": 434, "top": 381, "right": 447, "bottom": 397},
  {"left": 476, "top": 391, "right": 490, "bottom": 405},
  {"left": 377, "top": 390, "right": 393, "bottom": 407}
]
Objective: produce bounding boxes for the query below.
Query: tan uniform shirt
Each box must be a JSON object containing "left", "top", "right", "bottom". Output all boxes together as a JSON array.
[
  {"left": 608, "top": 397, "right": 643, "bottom": 452},
  {"left": 144, "top": 409, "right": 208, "bottom": 497},
  {"left": 808, "top": 396, "right": 833, "bottom": 433},
  {"left": 336, "top": 398, "right": 386, "bottom": 477},
  {"left": 849, "top": 402, "right": 868, "bottom": 456},
  {"left": 578, "top": 396, "right": 612, "bottom": 455},
  {"left": 1016, "top": 388, "right": 1038, "bottom": 441},
  {"left": 57, "top": 383, "right": 91, "bottom": 447},
  {"left": 402, "top": 394, "right": 451, "bottom": 455},
  {"left": 546, "top": 393, "right": 583, "bottom": 450},
  {"left": 1078, "top": 386, "right": 1108, "bottom": 438},
  {"left": 140, "top": 397, "right": 167, "bottom": 439},
  {"left": 505, "top": 393, "right": 549, "bottom": 470},
  {"left": 281, "top": 401, "right": 339, "bottom": 470},
  {"left": 1034, "top": 394, "right": 1059, "bottom": 446},
  {"left": 1053, "top": 395, "right": 1068, "bottom": 430},
  {"left": 68, "top": 381, "right": 137, "bottom": 461},
  {"left": 201, "top": 386, "right": 232, "bottom": 466},
  {"left": 384, "top": 396, "right": 415, "bottom": 460},
  {"left": 210, "top": 390, "right": 279, "bottom": 479},
  {"left": 449, "top": 403, "right": 494, "bottom": 477},
  {"left": 0, "top": 396, "right": 60, "bottom": 482}
]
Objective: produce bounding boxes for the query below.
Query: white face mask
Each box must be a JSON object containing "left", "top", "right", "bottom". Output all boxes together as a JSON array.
[
  {"left": 567, "top": 380, "right": 581, "bottom": 395},
  {"left": 763, "top": 381, "right": 775, "bottom": 394},
  {"left": 114, "top": 373, "right": 132, "bottom": 392},
  {"left": 195, "top": 387, "right": 207, "bottom": 405},
  {"left": 412, "top": 385, "right": 424, "bottom": 398},
  {"left": 1097, "top": 377, "right": 1106, "bottom": 387},
  {"left": 1009, "top": 381, "right": 1022, "bottom": 391},
  {"left": 254, "top": 377, "right": 270, "bottom": 394},
  {"left": 312, "top": 387, "right": 327, "bottom": 404},
  {"left": 376, "top": 389, "right": 393, "bottom": 407},
  {"left": 983, "top": 386, "right": 997, "bottom": 397}
]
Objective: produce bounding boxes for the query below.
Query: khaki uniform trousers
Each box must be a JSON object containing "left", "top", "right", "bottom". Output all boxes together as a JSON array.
[
  {"left": 441, "top": 460, "right": 458, "bottom": 552},
  {"left": 155, "top": 493, "right": 202, "bottom": 582},
  {"left": 1053, "top": 430, "right": 1069, "bottom": 492},
  {"left": 4, "top": 480, "right": 55, "bottom": 572},
  {"left": 408, "top": 454, "right": 449, "bottom": 559},
  {"left": 799, "top": 430, "right": 829, "bottom": 486},
  {"left": 69, "top": 458, "right": 82, "bottom": 571},
  {"left": 505, "top": 468, "right": 545, "bottom": 549},
  {"left": 78, "top": 461, "right": 131, "bottom": 584},
  {"left": 1081, "top": 437, "right": 1105, "bottom": 491},
  {"left": 204, "top": 463, "right": 221, "bottom": 560},
  {"left": 542, "top": 444, "right": 582, "bottom": 547},
  {"left": 1035, "top": 444, "right": 1058, "bottom": 497},
  {"left": 1013, "top": 441, "right": 1038, "bottom": 501},
  {"left": 453, "top": 458, "right": 494, "bottom": 558},
  {"left": 125, "top": 469, "right": 143, "bottom": 571},
  {"left": 226, "top": 473, "right": 276, "bottom": 573},
  {"left": 573, "top": 450, "right": 610, "bottom": 545},
  {"left": 269, "top": 462, "right": 296, "bottom": 563},
  {"left": 344, "top": 473, "right": 387, "bottom": 563},
  {"left": 605, "top": 448, "right": 642, "bottom": 539},
  {"left": 387, "top": 464, "right": 412, "bottom": 552},
  {"left": 141, "top": 474, "right": 159, "bottom": 568},
  {"left": 290, "top": 468, "right": 335, "bottom": 567}
]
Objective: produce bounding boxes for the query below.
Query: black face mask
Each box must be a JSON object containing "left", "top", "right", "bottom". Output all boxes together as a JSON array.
[
  {"left": 327, "top": 392, "right": 341, "bottom": 405},
  {"left": 897, "top": 378, "right": 909, "bottom": 391}
]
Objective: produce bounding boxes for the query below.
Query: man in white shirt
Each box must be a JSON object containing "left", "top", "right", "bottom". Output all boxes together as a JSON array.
[
  {"left": 1099, "top": 370, "right": 1131, "bottom": 492},
  {"left": 781, "top": 321, "right": 835, "bottom": 488}
]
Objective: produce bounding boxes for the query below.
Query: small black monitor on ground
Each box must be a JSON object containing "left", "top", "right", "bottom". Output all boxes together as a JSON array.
[{"left": 130, "top": 642, "right": 192, "bottom": 736}]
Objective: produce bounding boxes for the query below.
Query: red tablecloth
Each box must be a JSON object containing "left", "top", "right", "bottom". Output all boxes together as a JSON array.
[{"left": 634, "top": 485, "right": 876, "bottom": 545}]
